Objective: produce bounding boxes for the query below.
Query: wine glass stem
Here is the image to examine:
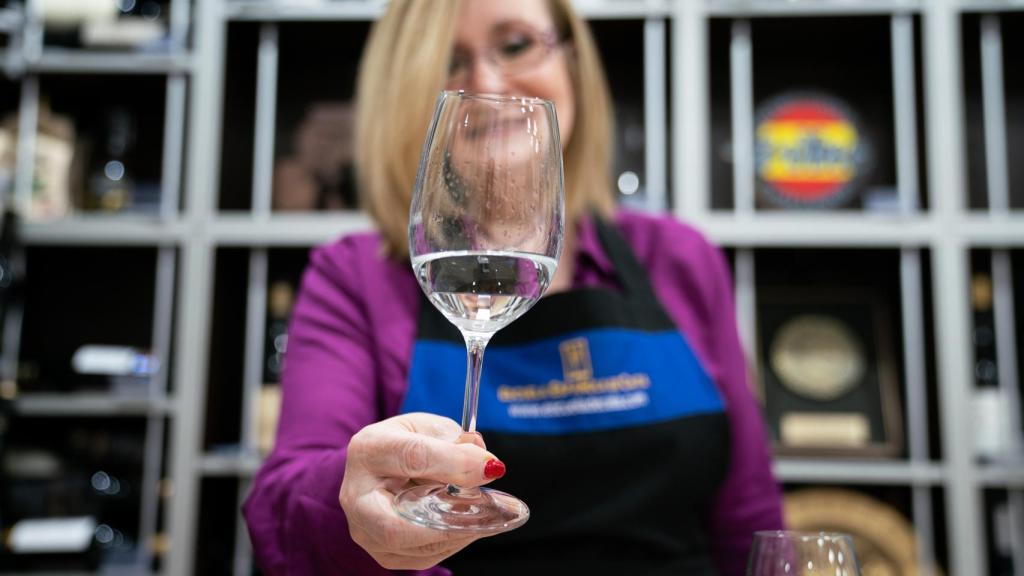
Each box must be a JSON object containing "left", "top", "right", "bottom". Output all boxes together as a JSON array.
[
  {"left": 461, "top": 335, "right": 490, "bottom": 434},
  {"left": 449, "top": 334, "right": 490, "bottom": 498}
]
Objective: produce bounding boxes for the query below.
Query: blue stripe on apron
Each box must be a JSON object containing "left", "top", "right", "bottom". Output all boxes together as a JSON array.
[{"left": 403, "top": 327, "right": 724, "bottom": 435}]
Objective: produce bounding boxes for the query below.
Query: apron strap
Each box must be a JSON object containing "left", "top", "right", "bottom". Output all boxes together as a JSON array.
[{"left": 591, "top": 216, "right": 661, "bottom": 304}]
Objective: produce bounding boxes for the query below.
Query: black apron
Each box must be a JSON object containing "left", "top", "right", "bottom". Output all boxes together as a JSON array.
[{"left": 401, "top": 219, "right": 731, "bottom": 576}]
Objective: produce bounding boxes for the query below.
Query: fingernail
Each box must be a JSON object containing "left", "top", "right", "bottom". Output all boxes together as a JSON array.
[{"left": 484, "top": 459, "right": 506, "bottom": 479}]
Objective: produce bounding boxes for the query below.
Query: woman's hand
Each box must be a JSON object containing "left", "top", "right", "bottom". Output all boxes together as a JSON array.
[{"left": 339, "top": 413, "right": 505, "bottom": 570}]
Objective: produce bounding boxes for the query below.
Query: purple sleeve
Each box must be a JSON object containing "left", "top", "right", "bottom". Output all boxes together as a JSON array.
[
  {"left": 627, "top": 214, "right": 784, "bottom": 576},
  {"left": 241, "top": 239, "right": 447, "bottom": 576},
  {"left": 699, "top": 241, "right": 785, "bottom": 576}
]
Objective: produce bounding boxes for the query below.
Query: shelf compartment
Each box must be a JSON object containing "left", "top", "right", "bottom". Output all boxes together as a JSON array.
[
  {"left": 18, "top": 247, "right": 162, "bottom": 395},
  {"left": 2, "top": 417, "right": 151, "bottom": 572},
  {"left": 28, "top": 74, "right": 170, "bottom": 220}
]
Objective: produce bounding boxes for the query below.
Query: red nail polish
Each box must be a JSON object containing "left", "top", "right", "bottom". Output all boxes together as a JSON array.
[{"left": 484, "top": 459, "right": 506, "bottom": 479}]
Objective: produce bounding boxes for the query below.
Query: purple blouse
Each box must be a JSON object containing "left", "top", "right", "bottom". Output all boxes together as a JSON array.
[{"left": 242, "top": 210, "right": 783, "bottom": 575}]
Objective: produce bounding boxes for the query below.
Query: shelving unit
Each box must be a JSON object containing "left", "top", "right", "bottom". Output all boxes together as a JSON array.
[
  {"left": 3, "top": 0, "right": 1021, "bottom": 574},
  {"left": 0, "top": 0, "right": 188, "bottom": 574}
]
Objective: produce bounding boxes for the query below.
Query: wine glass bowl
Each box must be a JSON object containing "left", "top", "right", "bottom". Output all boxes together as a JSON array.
[
  {"left": 397, "top": 91, "right": 564, "bottom": 533},
  {"left": 747, "top": 531, "right": 861, "bottom": 576}
]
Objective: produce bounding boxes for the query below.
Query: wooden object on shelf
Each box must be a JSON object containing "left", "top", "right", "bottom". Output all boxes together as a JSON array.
[{"left": 784, "top": 488, "right": 940, "bottom": 576}]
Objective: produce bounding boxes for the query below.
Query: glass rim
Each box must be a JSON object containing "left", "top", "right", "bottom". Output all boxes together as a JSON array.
[
  {"left": 441, "top": 90, "right": 556, "bottom": 108},
  {"left": 752, "top": 530, "right": 855, "bottom": 543}
]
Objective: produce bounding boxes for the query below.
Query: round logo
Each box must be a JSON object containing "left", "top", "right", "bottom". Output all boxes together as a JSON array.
[
  {"left": 784, "top": 489, "right": 937, "bottom": 576},
  {"left": 755, "top": 93, "right": 871, "bottom": 208},
  {"left": 769, "top": 314, "right": 865, "bottom": 402}
]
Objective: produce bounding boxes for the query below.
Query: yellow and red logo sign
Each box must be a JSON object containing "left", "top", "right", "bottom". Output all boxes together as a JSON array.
[{"left": 755, "top": 93, "right": 870, "bottom": 208}]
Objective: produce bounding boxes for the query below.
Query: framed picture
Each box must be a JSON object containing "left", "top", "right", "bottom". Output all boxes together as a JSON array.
[{"left": 756, "top": 287, "right": 904, "bottom": 457}]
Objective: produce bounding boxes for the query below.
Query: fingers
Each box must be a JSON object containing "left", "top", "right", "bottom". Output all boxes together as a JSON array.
[
  {"left": 394, "top": 412, "right": 464, "bottom": 442},
  {"left": 340, "top": 414, "right": 504, "bottom": 570},
  {"left": 371, "top": 541, "right": 476, "bottom": 571},
  {"left": 392, "top": 412, "right": 487, "bottom": 452},
  {"left": 349, "top": 417, "right": 501, "bottom": 488},
  {"left": 357, "top": 430, "right": 496, "bottom": 487},
  {"left": 345, "top": 488, "right": 482, "bottom": 568}
]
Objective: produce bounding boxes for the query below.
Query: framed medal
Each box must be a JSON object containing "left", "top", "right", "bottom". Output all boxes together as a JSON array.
[{"left": 756, "top": 287, "right": 904, "bottom": 457}]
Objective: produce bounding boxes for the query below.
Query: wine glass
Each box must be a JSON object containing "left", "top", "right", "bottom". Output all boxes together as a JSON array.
[
  {"left": 395, "top": 91, "right": 564, "bottom": 533},
  {"left": 748, "top": 531, "right": 861, "bottom": 576}
]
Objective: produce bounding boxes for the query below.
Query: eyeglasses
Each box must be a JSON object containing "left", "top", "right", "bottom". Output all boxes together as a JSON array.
[{"left": 448, "top": 23, "right": 565, "bottom": 83}]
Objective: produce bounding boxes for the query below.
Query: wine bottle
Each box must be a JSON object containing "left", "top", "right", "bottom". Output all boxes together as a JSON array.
[
  {"left": 86, "top": 107, "right": 137, "bottom": 213},
  {"left": 971, "top": 272, "right": 1004, "bottom": 460},
  {"left": 258, "top": 281, "right": 295, "bottom": 455}
]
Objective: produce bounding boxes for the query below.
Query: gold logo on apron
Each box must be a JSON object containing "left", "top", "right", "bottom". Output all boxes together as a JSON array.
[
  {"left": 496, "top": 337, "right": 651, "bottom": 405},
  {"left": 559, "top": 338, "right": 593, "bottom": 383}
]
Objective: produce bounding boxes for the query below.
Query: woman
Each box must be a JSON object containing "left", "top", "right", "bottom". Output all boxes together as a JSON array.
[{"left": 243, "top": 1, "right": 783, "bottom": 574}]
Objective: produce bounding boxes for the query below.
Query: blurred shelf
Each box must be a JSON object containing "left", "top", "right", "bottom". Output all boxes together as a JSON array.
[
  {"left": 977, "top": 463, "right": 1024, "bottom": 489},
  {"left": 694, "top": 212, "right": 936, "bottom": 247},
  {"left": 13, "top": 393, "right": 175, "bottom": 417},
  {"left": 959, "top": 214, "right": 1024, "bottom": 246},
  {"left": 205, "top": 211, "right": 1024, "bottom": 248},
  {"left": 955, "top": 0, "right": 1024, "bottom": 12},
  {"left": 774, "top": 458, "right": 946, "bottom": 485},
  {"left": 570, "top": 0, "right": 671, "bottom": 19},
  {"left": 27, "top": 51, "right": 192, "bottom": 75},
  {"left": 224, "top": 0, "right": 386, "bottom": 21},
  {"left": 204, "top": 452, "right": 953, "bottom": 485},
  {"left": 210, "top": 212, "right": 373, "bottom": 246},
  {"left": 225, "top": 0, "right": 670, "bottom": 20},
  {"left": 705, "top": 0, "right": 922, "bottom": 16},
  {"left": 0, "top": 7, "right": 22, "bottom": 33},
  {"left": 21, "top": 216, "right": 185, "bottom": 246},
  {"left": 24, "top": 566, "right": 153, "bottom": 576},
  {"left": 199, "top": 452, "right": 264, "bottom": 477}
]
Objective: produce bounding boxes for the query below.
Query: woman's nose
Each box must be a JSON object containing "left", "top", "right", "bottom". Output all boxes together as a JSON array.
[{"left": 463, "top": 57, "right": 508, "bottom": 95}]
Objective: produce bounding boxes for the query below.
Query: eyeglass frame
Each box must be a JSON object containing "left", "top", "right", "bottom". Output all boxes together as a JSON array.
[{"left": 446, "top": 25, "right": 569, "bottom": 84}]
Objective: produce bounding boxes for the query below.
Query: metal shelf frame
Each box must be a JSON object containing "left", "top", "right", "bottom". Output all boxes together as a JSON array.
[
  {"left": 19, "top": 51, "right": 192, "bottom": 75},
  {"left": 4, "top": 0, "right": 192, "bottom": 574},
  {"left": 706, "top": 0, "right": 923, "bottom": 17},
  {"left": 195, "top": 2, "right": 1024, "bottom": 575},
  {"left": 223, "top": 0, "right": 675, "bottom": 21},
  {"left": 774, "top": 459, "right": 946, "bottom": 485},
  {"left": 3, "top": 0, "right": 1022, "bottom": 574},
  {"left": 718, "top": 8, "right": 945, "bottom": 572},
  {"left": 12, "top": 393, "right": 176, "bottom": 417},
  {"left": 197, "top": 452, "right": 263, "bottom": 477},
  {"left": 21, "top": 218, "right": 186, "bottom": 246}
]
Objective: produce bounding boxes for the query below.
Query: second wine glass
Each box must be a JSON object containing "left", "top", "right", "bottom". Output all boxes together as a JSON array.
[
  {"left": 395, "top": 90, "right": 565, "bottom": 533},
  {"left": 748, "top": 531, "right": 861, "bottom": 576}
]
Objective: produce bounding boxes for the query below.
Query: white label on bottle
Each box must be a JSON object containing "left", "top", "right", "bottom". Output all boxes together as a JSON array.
[
  {"left": 974, "top": 388, "right": 1006, "bottom": 459},
  {"left": 9, "top": 516, "right": 96, "bottom": 553},
  {"left": 71, "top": 345, "right": 159, "bottom": 376}
]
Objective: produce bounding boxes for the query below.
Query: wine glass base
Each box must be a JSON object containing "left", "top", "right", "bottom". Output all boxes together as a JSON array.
[{"left": 393, "top": 483, "right": 530, "bottom": 534}]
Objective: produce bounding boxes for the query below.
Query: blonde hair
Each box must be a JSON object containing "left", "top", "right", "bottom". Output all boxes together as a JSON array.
[{"left": 354, "top": 0, "right": 615, "bottom": 258}]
